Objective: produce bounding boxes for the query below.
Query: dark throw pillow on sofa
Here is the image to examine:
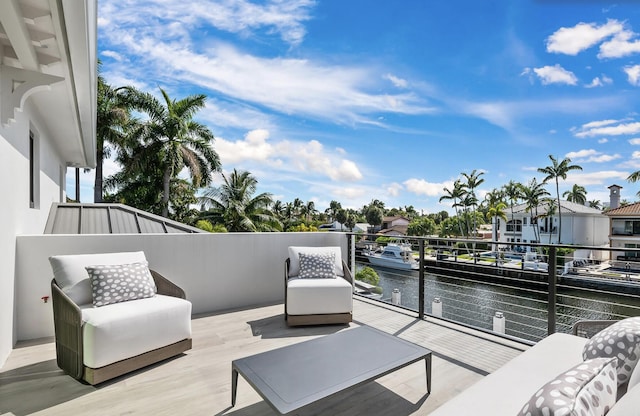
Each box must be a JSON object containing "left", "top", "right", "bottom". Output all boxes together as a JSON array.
[{"left": 86, "top": 261, "right": 157, "bottom": 307}]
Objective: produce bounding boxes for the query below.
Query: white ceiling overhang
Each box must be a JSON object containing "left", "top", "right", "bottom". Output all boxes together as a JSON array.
[{"left": 0, "top": 0, "right": 97, "bottom": 168}]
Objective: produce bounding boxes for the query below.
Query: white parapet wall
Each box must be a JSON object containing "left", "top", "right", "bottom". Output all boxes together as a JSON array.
[{"left": 15, "top": 232, "right": 347, "bottom": 341}]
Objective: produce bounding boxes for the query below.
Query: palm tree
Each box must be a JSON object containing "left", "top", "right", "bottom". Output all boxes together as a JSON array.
[
  {"left": 503, "top": 180, "right": 523, "bottom": 238},
  {"left": 461, "top": 170, "right": 485, "bottom": 237},
  {"left": 521, "top": 178, "right": 549, "bottom": 243},
  {"left": 303, "top": 200, "right": 317, "bottom": 222},
  {"left": 537, "top": 155, "right": 582, "bottom": 244},
  {"left": 588, "top": 199, "right": 602, "bottom": 210},
  {"left": 486, "top": 201, "right": 507, "bottom": 251},
  {"left": 198, "top": 169, "right": 282, "bottom": 232},
  {"left": 95, "top": 70, "right": 136, "bottom": 203},
  {"left": 482, "top": 188, "right": 505, "bottom": 245},
  {"left": 627, "top": 171, "right": 640, "bottom": 198},
  {"left": 562, "top": 184, "right": 587, "bottom": 205},
  {"left": 325, "top": 200, "right": 342, "bottom": 223},
  {"left": 440, "top": 180, "right": 467, "bottom": 238},
  {"left": 127, "top": 88, "right": 221, "bottom": 217},
  {"left": 539, "top": 198, "right": 558, "bottom": 244}
]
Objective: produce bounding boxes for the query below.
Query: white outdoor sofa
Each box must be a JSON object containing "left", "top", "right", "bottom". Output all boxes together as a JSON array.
[
  {"left": 430, "top": 320, "right": 640, "bottom": 416},
  {"left": 49, "top": 251, "right": 192, "bottom": 385}
]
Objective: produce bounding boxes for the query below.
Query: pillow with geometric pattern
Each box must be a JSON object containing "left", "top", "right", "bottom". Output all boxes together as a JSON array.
[
  {"left": 86, "top": 261, "right": 157, "bottom": 307},
  {"left": 583, "top": 317, "right": 640, "bottom": 386},
  {"left": 518, "top": 357, "right": 618, "bottom": 416},
  {"left": 298, "top": 252, "right": 337, "bottom": 279}
]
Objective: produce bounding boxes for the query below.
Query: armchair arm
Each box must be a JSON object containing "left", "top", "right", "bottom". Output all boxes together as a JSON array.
[
  {"left": 150, "top": 270, "right": 186, "bottom": 299},
  {"left": 572, "top": 320, "right": 617, "bottom": 338},
  {"left": 341, "top": 260, "right": 353, "bottom": 285},
  {"left": 51, "top": 279, "right": 84, "bottom": 379}
]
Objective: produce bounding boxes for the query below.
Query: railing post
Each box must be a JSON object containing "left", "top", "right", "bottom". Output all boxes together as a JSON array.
[
  {"left": 418, "top": 239, "right": 425, "bottom": 319},
  {"left": 547, "top": 246, "right": 557, "bottom": 336}
]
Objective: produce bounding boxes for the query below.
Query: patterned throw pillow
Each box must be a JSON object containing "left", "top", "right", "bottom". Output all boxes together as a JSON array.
[
  {"left": 298, "top": 252, "right": 336, "bottom": 279},
  {"left": 519, "top": 357, "right": 618, "bottom": 416},
  {"left": 86, "top": 262, "right": 157, "bottom": 307},
  {"left": 583, "top": 317, "right": 640, "bottom": 386}
]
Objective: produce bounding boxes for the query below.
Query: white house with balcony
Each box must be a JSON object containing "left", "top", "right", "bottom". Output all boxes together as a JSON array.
[
  {"left": 605, "top": 201, "right": 640, "bottom": 263},
  {"left": 498, "top": 200, "right": 609, "bottom": 251}
]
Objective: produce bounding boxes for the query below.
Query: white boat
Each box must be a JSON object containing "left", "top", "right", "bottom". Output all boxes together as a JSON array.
[{"left": 364, "top": 244, "right": 419, "bottom": 270}]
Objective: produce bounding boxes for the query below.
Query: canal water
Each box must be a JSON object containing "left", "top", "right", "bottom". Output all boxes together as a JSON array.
[{"left": 356, "top": 263, "right": 640, "bottom": 342}]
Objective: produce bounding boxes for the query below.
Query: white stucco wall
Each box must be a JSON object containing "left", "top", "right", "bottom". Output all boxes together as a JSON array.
[
  {"left": 0, "top": 102, "right": 66, "bottom": 366},
  {"left": 15, "top": 232, "right": 347, "bottom": 341}
]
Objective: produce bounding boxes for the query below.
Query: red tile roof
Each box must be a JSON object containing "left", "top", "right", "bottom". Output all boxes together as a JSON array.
[{"left": 605, "top": 202, "right": 640, "bottom": 216}]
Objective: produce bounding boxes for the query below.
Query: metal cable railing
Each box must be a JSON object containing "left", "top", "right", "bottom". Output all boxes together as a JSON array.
[{"left": 349, "top": 233, "right": 640, "bottom": 343}]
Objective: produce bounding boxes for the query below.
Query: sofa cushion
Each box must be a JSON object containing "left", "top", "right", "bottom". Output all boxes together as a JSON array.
[
  {"left": 428, "top": 333, "right": 588, "bottom": 416},
  {"left": 518, "top": 357, "right": 617, "bottom": 416},
  {"left": 81, "top": 294, "right": 192, "bottom": 368},
  {"left": 50, "top": 251, "right": 148, "bottom": 305},
  {"left": 288, "top": 246, "right": 343, "bottom": 277},
  {"left": 298, "top": 252, "right": 336, "bottom": 279},
  {"left": 287, "top": 276, "right": 352, "bottom": 315},
  {"left": 583, "top": 316, "right": 640, "bottom": 386},
  {"left": 607, "top": 382, "right": 640, "bottom": 416},
  {"left": 86, "top": 261, "right": 156, "bottom": 307}
]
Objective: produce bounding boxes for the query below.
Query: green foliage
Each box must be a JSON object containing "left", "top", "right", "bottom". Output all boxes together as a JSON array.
[
  {"left": 540, "top": 247, "right": 575, "bottom": 266},
  {"left": 288, "top": 223, "right": 318, "bottom": 232},
  {"left": 195, "top": 220, "right": 214, "bottom": 232},
  {"left": 355, "top": 266, "right": 380, "bottom": 285},
  {"left": 365, "top": 206, "right": 384, "bottom": 227},
  {"left": 407, "top": 217, "right": 437, "bottom": 236},
  {"left": 211, "top": 223, "right": 228, "bottom": 233}
]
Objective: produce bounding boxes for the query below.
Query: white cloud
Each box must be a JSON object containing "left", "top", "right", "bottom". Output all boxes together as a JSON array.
[
  {"left": 546, "top": 20, "right": 624, "bottom": 55},
  {"left": 216, "top": 129, "right": 363, "bottom": 182},
  {"left": 386, "top": 182, "right": 403, "bottom": 197},
  {"left": 581, "top": 119, "right": 619, "bottom": 129},
  {"left": 565, "top": 170, "right": 629, "bottom": 186},
  {"left": 532, "top": 65, "right": 578, "bottom": 85},
  {"left": 403, "top": 179, "right": 453, "bottom": 197},
  {"left": 633, "top": 151, "right": 640, "bottom": 159},
  {"left": 600, "top": 31, "right": 640, "bottom": 58},
  {"left": 624, "top": 65, "right": 640, "bottom": 86},
  {"left": 565, "top": 149, "right": 620, "bottom": 163},
  {"left": 100, "top": 0, "right": 314, "bottom": 47},
  {"left": 629, "top": 138, "right": 640, "bottom": 145},
  {"left": 598, "top": 138, "right": 609, "bottom": 144},
  {"left": 566, "top": 149, "right": 598, "bottom": 159},
  {"left": 216, "top": 129, "right": 275, "bottom": 164},
  {"left": 384, "top": 73, "right": 408, "bottom": 88},
  {"left": 574, "top": 121, "right": 640, "bottom": 138},
  {"left": 98, "top": 1, "right": 433, "bottom": 126},
  {"left": 101, "top": 50, "right": 124, "bottom": 61},
  {"left": 585, "top": 75, "right": 613, "bottom": 88}
]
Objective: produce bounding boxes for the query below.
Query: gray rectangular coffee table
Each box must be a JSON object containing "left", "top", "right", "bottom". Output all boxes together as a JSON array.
[{"left": 231, "top": 325, "right": 432, "bottom": 415}]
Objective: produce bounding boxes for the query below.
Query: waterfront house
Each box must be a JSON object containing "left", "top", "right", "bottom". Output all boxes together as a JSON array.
[
  {"left": 498, "top": 200, "right": 609, "bottom": 256},
  {"left": 378, "top": 215, "right": 410, "bottom": 236},
  {"left": 605, "top": 185, "right": 640, "bottom": 263}
]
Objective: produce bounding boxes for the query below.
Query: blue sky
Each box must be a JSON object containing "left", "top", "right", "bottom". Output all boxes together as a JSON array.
[{"left": 71, "top": 0, "right": 640, "bottom": 214}]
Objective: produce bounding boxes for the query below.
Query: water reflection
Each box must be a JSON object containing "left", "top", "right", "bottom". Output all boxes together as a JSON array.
[{"left": 357, "top": 263, "right": 640, "bottom": 342}]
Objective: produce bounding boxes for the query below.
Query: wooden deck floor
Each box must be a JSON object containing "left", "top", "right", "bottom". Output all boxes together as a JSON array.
[{"left": 0, "top": 298, "right": 528, "bottom": 416}]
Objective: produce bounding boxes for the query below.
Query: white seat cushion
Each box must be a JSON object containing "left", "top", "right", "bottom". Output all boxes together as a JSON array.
[
  {"left": 81, "top": 295, "right": 192, "bottom": 368},
  {"left": 429, "top": 333, "right": 588, "bottom": 416},
  {"left": 287, "top": 276, "right": 352, "bottom": 315}
]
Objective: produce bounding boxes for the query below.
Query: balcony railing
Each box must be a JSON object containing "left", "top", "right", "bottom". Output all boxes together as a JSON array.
[{"left": 347, "top": 234, "right": 640, "bottom": 344}]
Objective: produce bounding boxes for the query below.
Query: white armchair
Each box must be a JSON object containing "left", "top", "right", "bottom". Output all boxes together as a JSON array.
[
  {"left": 49, "top": 251, "right": 192, "bottom": 384},
  {"left": 284, "top": 246, "right": 353, "bottom": 326}
]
